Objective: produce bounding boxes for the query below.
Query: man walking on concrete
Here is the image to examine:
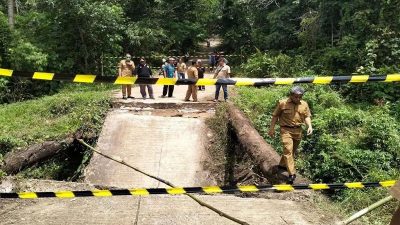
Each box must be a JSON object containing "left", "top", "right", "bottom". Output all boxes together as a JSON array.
[
  {"left": 118, "top": 53, "right": 135, "bottom": 100},
  {"left": 268, "top": 86, "right": 313, "bottom": 184},
  {"left": 161, "top": 57, "right": 177, "bottom": 98},
  {"left": 134, "top": 58, "right": 154, "bottom": 99},
  {"left": 184, "top": 60, "right": 199, "bottom": 102},
  {"left": 213, "top": 57, "right": 231, "bottom": 102}
]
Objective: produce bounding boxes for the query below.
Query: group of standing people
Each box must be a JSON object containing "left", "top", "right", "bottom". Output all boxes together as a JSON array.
[{"left": 117, "top": 53, "right": 231, "bottom": 102}]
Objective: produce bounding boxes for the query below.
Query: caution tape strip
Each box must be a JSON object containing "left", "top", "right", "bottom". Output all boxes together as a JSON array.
[
  {"left": 0, "top": 180, "right": 395, "bottom": 199},
  {"left": 1, "top": 68, "right": 400, "bottom": 85}
]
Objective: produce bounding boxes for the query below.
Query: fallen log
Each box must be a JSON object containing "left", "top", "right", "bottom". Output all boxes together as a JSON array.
[
  {"left": 2, "top": 138, "right": 74, "bottom": 174},
  {"left": 226, "top": 102, "right": 309, "bottom": 184}
]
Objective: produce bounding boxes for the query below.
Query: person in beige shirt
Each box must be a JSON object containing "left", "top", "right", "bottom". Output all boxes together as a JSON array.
[
  {"left": 268, "top": 86, "right": 313, "bottom": 184},
  {"left": 185, "top": 60, "right": 199, "bottom": 102},
  {"left": 177, "top": 58, "right": 187, "bottom": 79},
  {"left": 118, "top": 53, "right": 135, "bottom": 99},
  {"left": 213, "top": 57, "right": 231, "bottom": 102}
]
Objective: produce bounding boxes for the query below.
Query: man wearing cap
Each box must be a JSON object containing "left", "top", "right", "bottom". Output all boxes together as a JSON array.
[
  {"left": 118, "top": 53, "right": 135, "bottom": 99},
  {"left": 161, "top": 57, "right": 177, "bottom": 98},
  {"left": 268, "top": 86, "right": 313, "bottom": 184}
]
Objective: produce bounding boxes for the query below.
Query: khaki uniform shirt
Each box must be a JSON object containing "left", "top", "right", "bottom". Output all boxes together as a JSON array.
[
  {"left": 272, "top": 98, "right": 311, "bottom": 127},
  {"left": 214, "top": 64, "right": 231, "bottom": 79},
  {"left": 118, "top": 60, "right": 135, "bottom": 77},
  {"left": 177, "top": 62, "right": 187, "bottom": 73},
  {"left": 187, "top": 66, "right": 198, "bottom": 79}
]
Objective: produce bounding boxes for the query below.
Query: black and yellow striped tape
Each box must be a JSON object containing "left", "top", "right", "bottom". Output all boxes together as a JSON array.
[
  {"left": 0, "top": 180, "right": 395, "bottom": 199},
  {"left": 1, "top": 68, "right": 400, "bottom": 86}
]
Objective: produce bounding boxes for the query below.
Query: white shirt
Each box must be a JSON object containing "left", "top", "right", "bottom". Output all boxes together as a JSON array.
[{"left": 215, "top": 64, "right": 231, "bottom": 79}]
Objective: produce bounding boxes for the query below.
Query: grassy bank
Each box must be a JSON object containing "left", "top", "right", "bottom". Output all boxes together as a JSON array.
[
  {"left": 0, "top": 83, "right": 113, "bottom": 180},
  {"left": 234, "top": 85, "right": 399, "bottom": 224}
]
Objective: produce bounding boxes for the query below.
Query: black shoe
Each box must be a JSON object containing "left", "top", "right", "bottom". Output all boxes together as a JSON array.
[
  {"left": 128, "top": 96, "right": 135, "bottom": 99},
  {"left": 287, "top": 174, "right": 296, "bottom": 185},
  {"left": 122, "top": 96, "right": 127, "bottom": 100}
]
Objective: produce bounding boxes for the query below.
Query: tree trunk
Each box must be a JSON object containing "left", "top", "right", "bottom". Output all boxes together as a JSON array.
[
  {"left": 79, "top": 28, "right": 89, "bottom": 73},
  {"left": 7, "top": 0, "right": 15, "bottom": 30},
  {"left": 1, "top": 138, "right": 74, "bottom": 174},
  {"left": 226, "top": 102, "right": 309, "bottom": 184}
]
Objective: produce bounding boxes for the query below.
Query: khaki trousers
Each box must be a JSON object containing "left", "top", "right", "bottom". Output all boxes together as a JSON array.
[
  {"left": 122, "top": 85, "right": 132, "bottom": 97},
  {"left": 279, "top": 127, "right": 302, "bottom": 175},
  {"left": 185, "top": 85, "right": 198, "bottom": 101}
]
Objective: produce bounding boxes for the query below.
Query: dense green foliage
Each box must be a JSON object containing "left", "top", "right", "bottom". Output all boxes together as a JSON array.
[{"left": 220, "top": 0, "right": 400, "bottom": 74}]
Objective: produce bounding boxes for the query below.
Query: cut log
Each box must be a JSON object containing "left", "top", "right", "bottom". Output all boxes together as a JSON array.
[
  {"left": 226, "top": 102, "right": 309, "bottom": 184},
  {"left": 1, "top": 138, "right": 74, "bottom": 174}
]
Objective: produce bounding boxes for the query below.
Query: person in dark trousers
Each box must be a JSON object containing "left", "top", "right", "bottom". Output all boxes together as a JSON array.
[
  {"left": 213, "top": 58, "right": 231, "bottom": 102},
  {"left": 209, "top": 51, "right": 216, "bottom": 72},
  {"left": 134, "top": 58, "right": 154, "bottom": 99},
  {"left": 161, "top": 57, "right": 177, "bottom": 98},
  {"left": 196, "top": 59, "right": 206, "bottom": 91}
]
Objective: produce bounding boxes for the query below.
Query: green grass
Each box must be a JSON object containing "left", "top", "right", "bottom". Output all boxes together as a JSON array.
[{"left": 0, "top": 83, "right": 113, "bottom": 179}]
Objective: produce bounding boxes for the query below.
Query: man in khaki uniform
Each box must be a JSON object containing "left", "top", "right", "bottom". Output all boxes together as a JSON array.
[
  {"left": 118, "top": 53, "right": 135, "bottom": 99},
  {"left": 390, "top": 180, "right": 400, "bottom": 225},
  {"left": 184, "top": 60, "right": 198, "bottom": 102},
  {"left": 268, "top": 86, "right": 313, "bottom": 184}
]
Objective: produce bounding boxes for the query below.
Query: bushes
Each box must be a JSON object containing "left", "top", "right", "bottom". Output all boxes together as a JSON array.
[{"left": 240, "top": 52, "right": 309, "bottom": 78}]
